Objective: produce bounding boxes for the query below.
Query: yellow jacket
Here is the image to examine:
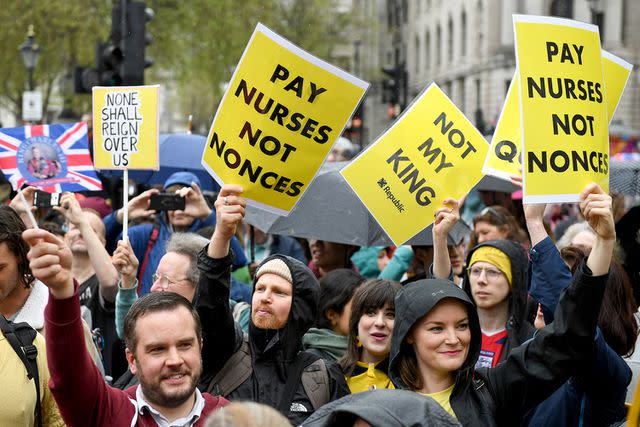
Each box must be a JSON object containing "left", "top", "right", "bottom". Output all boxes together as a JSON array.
[
  {"left": 346, "top": 360, "right": 395, "bottom": 394},
  {"left": 0, "top": 329, "right": 65, "bottom": 426}
]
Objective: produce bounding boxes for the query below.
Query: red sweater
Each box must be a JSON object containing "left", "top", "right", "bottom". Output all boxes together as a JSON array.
[{"left": 45, "top": 286, "right": 228, "bottom": 426}]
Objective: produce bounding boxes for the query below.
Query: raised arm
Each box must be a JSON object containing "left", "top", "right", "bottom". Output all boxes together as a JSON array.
[
  {"left": 196, "top": 185, "right": 246, "bottom": 379},
  {"left": 55, "top": 193, "right": 120, "bottom": 302},
  {"left": 431, "top": 197, "right": 462, "bottom": 280},
  {"left": 485, "top": 183, "right": 614, "bottom": 423},
  {"left": 103, "top": 188, "right": 159, "bottom": 252},
  {"left": 112, "top": 239, "right": 140, "bottom": 339},
  {"left": 524, "top": 201, "right": 572, "bottom": 322},
  {"left": 22, "top": 229, "right": 125, "bottom": 425}
]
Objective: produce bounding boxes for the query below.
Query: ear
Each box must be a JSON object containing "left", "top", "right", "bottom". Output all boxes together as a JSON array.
[
  {"left": 325, "top": 309, "right": 339, "bottom": 327},
  {"left": 125, "top": 348, "right": 138, "bottom": 375}
]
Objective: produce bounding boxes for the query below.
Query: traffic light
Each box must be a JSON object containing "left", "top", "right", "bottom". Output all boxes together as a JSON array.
[
  {"left": 381, "top": 65, "right": 400, "bottom": 104},
  {"left": 121, "top": 1, "right": 154, "bottom": 85},
  {"left": 74, "top": 1, "right": 152, "bottom": 93}
]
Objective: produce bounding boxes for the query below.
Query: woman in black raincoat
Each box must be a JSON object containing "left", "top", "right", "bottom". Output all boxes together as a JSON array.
[{"left": 388, "top": 184, "right": 616, "bottom": 426}]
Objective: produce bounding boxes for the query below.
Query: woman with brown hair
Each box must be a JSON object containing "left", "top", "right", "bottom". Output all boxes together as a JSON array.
[
  {"left": 388, "top": 183, "right": 617, "bottom": 425},
  {"left": 468, "top": 205, "right": 528, "bottom": 251},
  {"left": 340, "top": 279, "right": 401, "bottom": 393}
]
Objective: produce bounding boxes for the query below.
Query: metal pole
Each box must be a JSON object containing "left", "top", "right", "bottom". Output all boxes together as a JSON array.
[{"left": 28, "top": 68, "right": 34, "bottom": 91}]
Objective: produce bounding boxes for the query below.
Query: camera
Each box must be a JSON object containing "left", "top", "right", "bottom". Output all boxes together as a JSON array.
[
  {"left": 33, "top": 191, "right": 62, "bottom": 208},
  {"left": 149, "top": 193, "right": 186, "bottom": 211}
]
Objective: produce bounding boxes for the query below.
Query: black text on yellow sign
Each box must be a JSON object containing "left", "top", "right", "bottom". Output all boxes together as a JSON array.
[
  {"left": 525, "top": 41, "right": 607, "bottom": 175},
  {"left": 208, "top": 64, "right": 333, "bottom": 198},
  {"left": 385, "top": 111, "right": 478, "bottom": 209}
]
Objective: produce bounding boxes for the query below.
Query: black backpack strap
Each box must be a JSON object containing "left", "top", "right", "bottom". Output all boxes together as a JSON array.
[
  {"left": 277, "top": 352, "right": 314, "bottom": 414},
  {"left": 0, "top": 315, "right": 42, "bottom": 427},
  {"left": 301, "top": 357, "right": 330, "bottom": 410},
  {"left": 206, "top": 333, "right": 252, "bottom": 397}
]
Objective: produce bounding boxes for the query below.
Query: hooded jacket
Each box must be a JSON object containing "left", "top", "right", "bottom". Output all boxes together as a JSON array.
[
  {"left": 195, "top": 249, "right": 349, "bottom": 426},
  {"left": 462, "top": 240, "right": 535, "bottom": 364},
  {"left": 389, "top": 261, "right": 607, "bottom": 426},
  {"left": 301, "top": 389, "right": 460, "bottom": 427}
]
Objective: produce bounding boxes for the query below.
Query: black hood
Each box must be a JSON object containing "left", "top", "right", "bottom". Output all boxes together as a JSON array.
[
  {"left": 249, "top": 254, "right": 320, "bottom": 365},
  {"left": 388, "top": 279, "right": 481, "bottom": 389},
  {"left": 301, "top": 389, "right": 461, "bottom": 427},
  {"left": 463, "top": 240, "right": 529, "bottom": 333}
]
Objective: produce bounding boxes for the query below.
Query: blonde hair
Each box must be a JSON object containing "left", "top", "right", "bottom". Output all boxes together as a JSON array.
[{"left": 204, "top": 402, "right": 291, "bottom": 427}]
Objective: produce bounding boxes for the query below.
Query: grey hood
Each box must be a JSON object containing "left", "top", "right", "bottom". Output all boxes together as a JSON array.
[{"left": 300, "top": 389, "right": 461, "bottom": 427}]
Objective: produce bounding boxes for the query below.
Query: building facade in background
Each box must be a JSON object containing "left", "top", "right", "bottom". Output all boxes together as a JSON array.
[{"left": 351, "top": 0, "right": 639, "bottom": 148}]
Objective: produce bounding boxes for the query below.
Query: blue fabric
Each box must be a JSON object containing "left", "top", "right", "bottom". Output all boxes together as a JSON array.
[
  {"left": 351, "top": 246, "right": 383, "bottom": 278},
  {"left": 269, "top": 235, "right": 307, "bottom": 264},
  {"left": 527, "top": 236, "right": 572, "bottom": 322},
  {"left": 230, "top": 278, "right": 252, "bottom": 304},
  {"left": 162, "top": 171, "right": 201, "bottom": 189},
  {"left": 104, "top": 210, "right": 247, "bottom": 295},
  {"left": 379, "top": 246, "right": 414, "bottom": 281},
  {"left": 522, "top": 329, "right": 631, "bottom": 427}
]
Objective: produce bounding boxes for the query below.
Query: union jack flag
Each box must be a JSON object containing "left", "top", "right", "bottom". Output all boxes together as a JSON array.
[{"left": 0, "top": 123, "right": 102, "bottom": 192}]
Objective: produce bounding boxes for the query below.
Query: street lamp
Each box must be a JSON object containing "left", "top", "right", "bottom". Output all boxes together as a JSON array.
[{"left": 19, "top": 25, "right": 41, "bottom": 91}]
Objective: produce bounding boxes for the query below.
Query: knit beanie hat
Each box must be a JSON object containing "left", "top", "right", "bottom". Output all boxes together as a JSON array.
[
  {"left": 256, "top": 258, "right": 292, "bottom": 283},
  {"left": 469, "top": 246, "right": 512, "bottom": 285}
]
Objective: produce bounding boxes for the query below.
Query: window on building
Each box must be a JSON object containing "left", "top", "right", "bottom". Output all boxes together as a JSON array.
[
  {"left": 458, "top": 77, "right": 466, "bottom": 112},
  {"left": 448, "top": 18, "right": 453, "bottom": 63},
  {"left": 425, "top": 31, "right": 431, "bottom": 70},
  {"left": 436, "top": 25, "right": 441, "bottom": 66},
  {"left": 415, "top": 36, "right": 421, "bottom": 74},
  {"left": 461, "top": 11, "right": 467, "bottom": 56}
]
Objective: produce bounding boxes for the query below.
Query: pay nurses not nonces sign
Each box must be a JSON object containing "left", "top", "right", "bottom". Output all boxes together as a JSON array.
[
  {"left": 202, "top": 24, "right": 368, "bottom": 215},
  {"left": 92, "top": 85, "right": 160, "bottom": 170},
  {"left": 483, "top": 50, "right": 632, "bottom": 182},
  {"left": 342, "top": 84, "right": 488, "bottom": 246},
  {"left": 514, "top": 15, "right": 608, "bottom": 203}
]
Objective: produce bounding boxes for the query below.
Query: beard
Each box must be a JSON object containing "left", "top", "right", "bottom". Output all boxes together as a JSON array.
[
  {"left": 137, "top": 362, "right": 202, "bottom": 409},
  {"left": 251, "top": 308, "right": 284, "bottom": 330}
]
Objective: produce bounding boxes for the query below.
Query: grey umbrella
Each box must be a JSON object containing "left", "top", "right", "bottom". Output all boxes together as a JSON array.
[{"left": 244, "top": 161, "right": 471, "bottom": 246}]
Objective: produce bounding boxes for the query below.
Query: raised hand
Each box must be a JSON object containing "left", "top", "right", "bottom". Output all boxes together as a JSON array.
[
  {"left": 580, "top": 183, "right": 615, "bottom": 277},
  {"left": 433, "top": 197, "right": 462, "bottom": 239},
  {"left": 208, "top": 184, "right": 245, "bottom": 258},
  {"left": 112, "top": 239, "right": 139, "bottom": 288},
  {"left": 53, "top": 193, "right": 85, "bottom": 226},
  {"left": 9, "top": 186, "right": 38, "bottom": 227},
  {"left": 22, "top": 228, "right": 74, "bottom": 299},
  {"left": 176, "top": 182, "right": 212, "bottom": 220},
  {"left": 116, "top": 188, "right": 159, "bottom": 223},
  {"left": 579, "top": 183, "right": 615, "bottom": 241}
]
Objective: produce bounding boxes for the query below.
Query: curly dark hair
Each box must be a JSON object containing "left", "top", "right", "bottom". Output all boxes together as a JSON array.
[{"left": 0, "top": 205, "right": 35, "bottom": 288}]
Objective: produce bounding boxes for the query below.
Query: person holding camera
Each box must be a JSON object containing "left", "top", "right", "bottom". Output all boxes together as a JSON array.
[{"left": 103, "top": 172, "right": 247, "bottom": 296}]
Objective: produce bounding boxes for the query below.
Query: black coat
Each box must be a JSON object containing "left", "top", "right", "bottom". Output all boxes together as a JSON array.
[
  {"left": 389, "top": 262, "right": 607, "bottom": 426},
  {"left": 195, "top": 249, "right": 349, "bottom": 425}
]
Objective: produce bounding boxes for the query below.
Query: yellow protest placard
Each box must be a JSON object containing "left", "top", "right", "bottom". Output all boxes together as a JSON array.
[
  {"left": 602, "top": 50, "right": 633, "bottom": 120},
  {"left": 482, "top": 71, "right": 521, "bottom": 181},
  {"left": 201, "top": 24, "right": 368, "bottom": 215},
  {"left": 342, "top": 84, "right": 488, "bottom": 245},
  {"left": 92, "top": 85, "right": 159, "bottom": 170},
  {"left": 514, "top": 15, "right": 608, "bottom": 203},
  {"left": 483, "top": 49, "right": 632, "bottom": 182}
]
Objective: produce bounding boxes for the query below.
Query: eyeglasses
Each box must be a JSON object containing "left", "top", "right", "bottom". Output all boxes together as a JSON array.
[
  {"left": 467, "top": 266, "right": 504, "bottom": 280},
  {"left": 477, "top": 207, "right": 508, "bottom": 225},
  {"left": 152, "top": 272, "right": 189, "bottom": 289}
]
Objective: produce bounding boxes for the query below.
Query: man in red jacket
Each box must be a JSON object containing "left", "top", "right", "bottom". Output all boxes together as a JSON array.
[{"left": 22, "top": 228, "right": 228, "bottom": 426}]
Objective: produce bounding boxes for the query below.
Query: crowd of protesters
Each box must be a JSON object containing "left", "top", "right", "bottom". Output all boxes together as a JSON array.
[{"left": 1, "top": 160, "right": 639, "bottom": 426}]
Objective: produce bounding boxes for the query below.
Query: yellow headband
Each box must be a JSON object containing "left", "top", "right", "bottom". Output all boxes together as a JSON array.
[{"left": 469, "top": 246, "right": 512, "bottom": 285}]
